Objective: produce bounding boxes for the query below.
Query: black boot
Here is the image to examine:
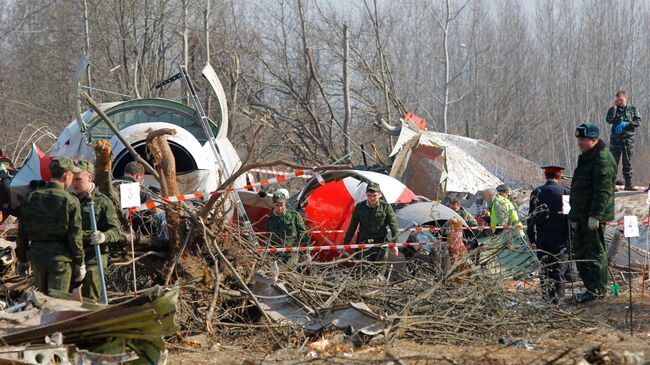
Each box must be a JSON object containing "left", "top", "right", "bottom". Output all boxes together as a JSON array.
[{"left": 577, "top": 291, "right": 598, "bottom": 303}]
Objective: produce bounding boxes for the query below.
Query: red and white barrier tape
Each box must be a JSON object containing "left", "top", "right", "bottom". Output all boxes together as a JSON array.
[
  {"left": 302, "top": 225, "right": 528, "bottom": 235},
  {"left": 137, "top": 169, "right": 310, "bottom": 211},
  {"left": 0, "top": 224, "right": 18, "bottom": 231},
  {"left": 256, "top": 241, "right": 442, "bottom": 253},
  {"left": 249, "top": 168, "right": 312, "bottom": 179}
]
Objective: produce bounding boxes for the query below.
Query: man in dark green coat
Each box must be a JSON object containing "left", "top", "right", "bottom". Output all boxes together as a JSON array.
[
  {"left": 569, "top": 123, "right": 616, "bottom": 303},
  {"left": 343, "top": 182, "right": 400, "bottom": 261},
  {"left": 16, "top": 157, "right": 85, "bottom": 294},
  {"left": 72, "top": 160, "right": 121, "bottom": 301}
]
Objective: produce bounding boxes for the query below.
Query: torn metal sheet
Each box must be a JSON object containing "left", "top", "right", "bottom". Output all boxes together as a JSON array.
[
  {"left": 389, "top": 121, "right": 542, "bottom": 198},
  {"left": 303, "top": 302, "right": 386, "bottom": 336},
  {"left": 480, "top": 232, "right": 540, "bottom": 279},
  {"left": 0, "top": 286, "right": 178, "bottom": 365},
  {"left": 250, "top": 272, "right": 313, "bottom": 325},
  {"left": 250, "top": 272, "right": 387, "bottom": 336}
]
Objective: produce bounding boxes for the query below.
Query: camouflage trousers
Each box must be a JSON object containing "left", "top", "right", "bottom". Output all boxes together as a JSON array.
[
  {"left": 32, "top": 260, "right": 72, "bottom": 295},
  {"left": 82, "top": 255, "right": 108, "bottom": 302},
  {"left": 609, "top": 138, "right": 634, "bottom": 181},
  {"left": 573, "top": 221, "right": 608, "bottom": 296}
]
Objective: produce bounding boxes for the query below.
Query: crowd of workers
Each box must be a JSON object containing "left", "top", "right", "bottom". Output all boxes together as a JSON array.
[{"left": 11, "top": 90, "right": 638, "bottom": 304}]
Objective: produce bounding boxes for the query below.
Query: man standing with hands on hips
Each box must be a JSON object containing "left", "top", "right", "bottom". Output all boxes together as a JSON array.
[
  {"left": 606, "top": 90, "right": 640, "bottom": 191},
  {"left": 569, "top": 124, "right": 616, "bottom": 303}
]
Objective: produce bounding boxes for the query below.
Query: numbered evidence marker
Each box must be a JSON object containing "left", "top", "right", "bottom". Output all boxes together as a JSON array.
[
  {"left": 624, "top": 215, "right": 640, "bottom": 238},
  {"left": 119, "top": 182, "right": 141, "bottom": 208},
  {"left": 562, "top": 195, "right": 571, "bottom": 215}
]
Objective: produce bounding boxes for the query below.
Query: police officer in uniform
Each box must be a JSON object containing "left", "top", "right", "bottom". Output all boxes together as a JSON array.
[
  {"left": 72, "top": 160, "right": 121, "bottom": 301},
  {"left": 527, "top": 165, "right": 571, "bottom": 304},
  {"left": 343, "top": 182, "right": 400, "bottom": 261},
  {"left": 569, "top": 123, "right": 616, "bottom": 303},
  {"left": 16, "top": 157, "right": 85, "bottom": 294}
]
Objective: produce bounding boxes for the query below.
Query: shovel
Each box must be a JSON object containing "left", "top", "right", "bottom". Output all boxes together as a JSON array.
[{"left": 89, "top": 200, "right": 109, "bottom": 304}]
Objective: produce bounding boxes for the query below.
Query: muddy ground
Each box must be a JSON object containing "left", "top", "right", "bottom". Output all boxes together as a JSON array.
[{"left": 166, "top": 281, "right": 650, "bottom": 365}]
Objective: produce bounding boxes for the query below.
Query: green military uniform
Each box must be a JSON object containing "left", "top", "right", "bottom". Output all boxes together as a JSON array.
[
  {"left": 606, "top": 104, "right": 640, "bottom": 188},
  {"left": 76, "top": 184, "right": 121, "bottom": 301},
  {"left": 16, "top": 159, "right": 83, "bottom": 294},
  {"left": 266, "top": 192, "right": 308, "bottom": 265},
  {"left": 458, "top": 207, "right": 477, "bottom": 227},
  {"left": 266, "top": 210, "right": 308, "bottom": 247},
  {"left": 343, "top": 183, "right": 400, "bottom": 261},
  {"left": 569, "top": 124, "right": 616, "bottom": 300}
]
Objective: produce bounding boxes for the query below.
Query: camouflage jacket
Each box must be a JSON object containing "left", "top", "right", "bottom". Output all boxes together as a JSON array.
[
  {"left": 458, "top": 207, "right": 478, "bottom": 227},
  {"left": 266, "top": 209, "right": 309, "bottom": 246},
  {"left": 343, "top": 200, "right": 400, "bottom": 244},
  {"left": 76, "top": 186, "right": 121, "bottom": 264},
  {"left": 16, "top": 182, "right": 84, "bottom": 264},
  {"left": 606, "top": 105, "right": 641, "bottom": 140},
  {"left": 569, "top": 140, "right": 616, "bottom": 222}
]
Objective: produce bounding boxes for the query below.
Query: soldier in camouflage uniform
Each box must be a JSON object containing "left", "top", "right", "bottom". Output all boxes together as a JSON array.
[
  {"left": 343, "top": 183, "right": 400, "bottom": 261},
  {"left": 266, "top": 192, "right": 308, "bottom": 265},
  {"left": 72, "top": 160, "right": 121, "bottom": 301},
  {"left": 605, "top": 90, "right": 641, "bottom": 190},
  {"left": 16, "top": 158, "right": 85, "bottom": 294},
  {"left": 569, "top": 124, "right": 616, "bottom": 303}
]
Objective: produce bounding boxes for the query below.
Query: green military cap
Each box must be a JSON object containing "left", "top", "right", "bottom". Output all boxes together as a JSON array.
[
  {"left": 366, "top": 182, "right": 381, "bottom": 193},
  {"left": 74, "top": 160, "right": 95, "bottom": 174},
  {"left": 575, "top": 123, "right": 599, "bottom": 139},
  {"left": 272, "top": 193, "right": 287, "bottom": 203},
  {"left": 49, "top": 157, "right": 81, "bottom": 175}
]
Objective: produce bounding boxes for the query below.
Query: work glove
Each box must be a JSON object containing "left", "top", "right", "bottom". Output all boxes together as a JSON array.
[
  {"left": 90, "top": 231, "right": 106, "bottom": 245},
  {"left": 16, "top": 261, "right": 30, "bottom": 276},
  {"left": 614, "top": 122, "right": 628, "bottom": 135},
  {"left": 73, "top": 263, "right": 87, "bottom": 283},
  {"left": 588, "top": 217, "right": 600, "bottom": 231}
]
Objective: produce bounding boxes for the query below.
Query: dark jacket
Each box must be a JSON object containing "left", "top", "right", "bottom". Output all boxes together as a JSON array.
[
  {"left": 343, "top": 200, "right": 399, "bottom": 244},
  {"left": 569, "top": 139, "right": 616, "bottom": 222},
  {"left": 606, "top": 105, "right": 641, "bottom": 140},
  {"left": 16, "top": 182, "right": 84, "bottom": 264},
  {"left": 527, "top": 181, "right": 570, "bottom": 248}
]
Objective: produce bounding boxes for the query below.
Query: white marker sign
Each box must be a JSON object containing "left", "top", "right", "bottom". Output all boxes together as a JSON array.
[
  {"left": 624, "top": 215, "right": 640, "bottom": 238},
  {"left": 562, "top": 195, "right": 571, "bottom": 215},
  {"left": 119, "top": 182, "right": 141, "bottom": 208}
]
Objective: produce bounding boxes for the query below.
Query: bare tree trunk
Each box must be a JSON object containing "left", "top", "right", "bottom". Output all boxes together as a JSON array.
[
  {"left": 182, "top": 0, "right": 189, "bottom": 103},
  {"left": 204, "top": 0, "right": 211, "bottom": 115},
  {"left": 83, "top": 0, "right": 92, "bottom": 96},
  {"left": 146, "top": 128, "right": 182, "bottom": 255},
  {"left": 441, "top": 0, "right": 450, "bottom": 134},
  {"left": 342, "top": 23, "right": 351, "bottom": 155}
]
